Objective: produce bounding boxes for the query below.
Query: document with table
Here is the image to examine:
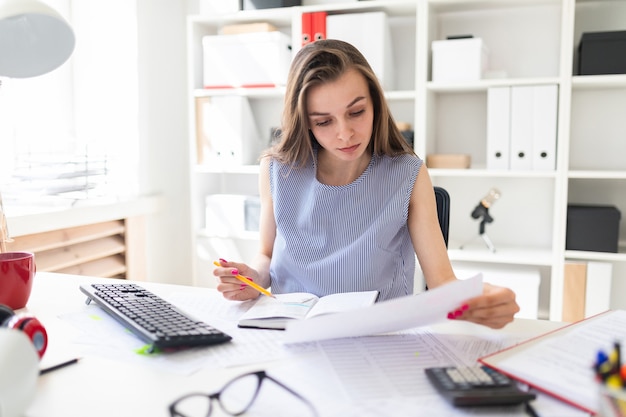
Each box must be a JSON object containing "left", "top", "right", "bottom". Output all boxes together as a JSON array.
[{"left": 28, "top": 272, "right": 591, "bottom": 417}]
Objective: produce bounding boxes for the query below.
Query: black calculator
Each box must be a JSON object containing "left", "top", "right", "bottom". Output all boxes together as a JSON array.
[{"left": 425, "top": 365, "right": 536, "bottom": 407}]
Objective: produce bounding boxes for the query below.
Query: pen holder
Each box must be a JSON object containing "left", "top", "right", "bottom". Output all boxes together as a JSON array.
[{"left": 598, "top": 385, "right": 626, "bottom": 417}]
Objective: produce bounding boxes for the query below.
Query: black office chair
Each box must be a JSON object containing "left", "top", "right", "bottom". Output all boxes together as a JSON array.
[{"left": 434, "top": 186, "right": 450, "bottom": 248}]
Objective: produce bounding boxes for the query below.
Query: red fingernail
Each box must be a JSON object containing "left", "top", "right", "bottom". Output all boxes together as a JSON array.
[
  {"left": 461, "top": 304, "right": 469, "bottom": 311},
  {"left": 447, "top": 312, "right": 455, "bottom": 320},
  {"left": 219, "top": 258, "right": 227, "bottom": 263},
  {"left": 231, "top": 269, "right": 239, "bottom": 275},
  {"left": 240, "top": 285, "right": 247, "bottom": 290},
  {"left": 454, "top": 309, "right": 463, "bottom": 318}
]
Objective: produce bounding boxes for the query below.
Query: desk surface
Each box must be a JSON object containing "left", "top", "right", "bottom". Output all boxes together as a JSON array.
[{"left": 23, "top": 272, "right": 569, "bottom": 417}]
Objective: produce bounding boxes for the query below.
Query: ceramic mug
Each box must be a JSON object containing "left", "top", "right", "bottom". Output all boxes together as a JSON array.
[{"left": 0, "top": 252, "right": 36, "bottom": 310}]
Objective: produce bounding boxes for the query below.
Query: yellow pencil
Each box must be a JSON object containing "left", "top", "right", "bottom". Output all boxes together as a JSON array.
[{"left": 213, "top": 261, "right": 275, "bottom": 298}]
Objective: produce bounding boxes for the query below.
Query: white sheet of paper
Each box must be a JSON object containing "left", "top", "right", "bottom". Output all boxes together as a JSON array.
[{"left": 283, "top": 274, "right": 483, "bottom": 343}]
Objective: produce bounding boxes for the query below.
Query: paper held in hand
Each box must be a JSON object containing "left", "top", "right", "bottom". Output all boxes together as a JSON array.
[
  {"left": 283, "top": 274, "right": 483, "bottom": 343},
  {"left": 238, "top": 290, "right": 379, "bottom": 330}
]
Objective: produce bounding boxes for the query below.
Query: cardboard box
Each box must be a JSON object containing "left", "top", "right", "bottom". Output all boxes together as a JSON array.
[
  {"left": 432, "top": 38, "right": 488, "bottom": 82},
  {"left": 578, "top": 31, "right": 626, "bottom": 75},
  {"left": 566, "top": 205, "right": 621, "bottom": 253},
  {"left": 203, "top": 31, "right": 292, "bottom": 88},
  {"left": 426, "top": 154, "right": 471, "bottom": 169},
  {"left": 221, "top": 22, "right": 278, "bottom": 35}
]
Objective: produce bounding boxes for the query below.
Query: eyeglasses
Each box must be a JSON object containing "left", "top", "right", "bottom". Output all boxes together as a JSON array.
[{"left": 168, "top": 370, "right": 319, "bottom": 417}]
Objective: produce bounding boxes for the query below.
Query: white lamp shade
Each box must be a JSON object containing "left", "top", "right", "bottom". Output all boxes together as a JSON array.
[{"left": 0, "top": 0, "right": 75, "bottom": 78}]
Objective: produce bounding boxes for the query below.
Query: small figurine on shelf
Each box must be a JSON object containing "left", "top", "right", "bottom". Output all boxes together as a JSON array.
[{"left": 460, "top": 188, "right": 500, "bottom": 253}]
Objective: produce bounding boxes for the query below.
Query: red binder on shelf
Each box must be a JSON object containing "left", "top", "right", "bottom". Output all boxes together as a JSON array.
[
  {"left": 479, "top": 310, "right": 626, "bottom": 415},
  {"left": 312, "top": 11, "right": 327, "bottom": 42},
  {"left": 301, "top": 12, "right": 312, "bottom": 46}
]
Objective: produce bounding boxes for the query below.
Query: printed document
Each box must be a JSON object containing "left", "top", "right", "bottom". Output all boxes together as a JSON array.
[{"left": 284, "top": 274, "right": 483, "bottom": 343}]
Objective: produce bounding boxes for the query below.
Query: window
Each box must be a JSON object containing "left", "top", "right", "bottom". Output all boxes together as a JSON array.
[{"left": 0, "top": 0, "right": 139, "bottom": 208}]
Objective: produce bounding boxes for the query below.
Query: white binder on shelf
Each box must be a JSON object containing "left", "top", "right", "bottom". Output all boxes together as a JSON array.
[
  {"left": 199, "top": 95, "right": 262, "bottom": 166},
  {"left": 509, "top": 86, "right": 534, "bottom": 171},
  {"left": 486, "top": 86, "right": 511, "bottom": 170},
  {"left": 531, "top": 84, "right": 558, "bottom": 171},
  {"left": 326, "top": 12, "right": 394, "bottom": 90}
]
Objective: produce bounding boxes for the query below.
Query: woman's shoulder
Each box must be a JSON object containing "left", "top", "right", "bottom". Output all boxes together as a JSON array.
[{"left": 378, "top": 152, "right": 423, "bottom": 167}]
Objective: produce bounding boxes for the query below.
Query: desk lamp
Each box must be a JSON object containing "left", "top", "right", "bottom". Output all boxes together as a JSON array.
[
  {"left": 0, "top": 0, "right": 75, "bottom": 251},
  {"left": 0, "top": 2, "right": 74, "bottom": 416},
  {"left": 0, "top": 0, "right": 75, "bottom": 78}
]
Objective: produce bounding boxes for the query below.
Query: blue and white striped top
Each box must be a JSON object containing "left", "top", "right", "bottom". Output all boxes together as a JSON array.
[{"left": 269, "top": 151, "right": 423, "bottom": 301}]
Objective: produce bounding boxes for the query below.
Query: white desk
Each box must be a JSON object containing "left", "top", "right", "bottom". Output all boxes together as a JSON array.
[{"left": 22, "top": 272, "right": 575, "bottom": 417}]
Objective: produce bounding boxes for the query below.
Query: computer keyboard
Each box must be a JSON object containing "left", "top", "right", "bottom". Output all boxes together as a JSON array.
[{"left": 80, "top": 282, "right": 232, "bottom": 351}]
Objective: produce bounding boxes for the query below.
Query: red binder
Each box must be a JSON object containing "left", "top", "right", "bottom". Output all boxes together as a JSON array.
[
  {"left": 301, "top": 12, "right": 312, "bottom": 46},
  {"left": 312, "top": 11, "right": 327, "bottom": 42}
]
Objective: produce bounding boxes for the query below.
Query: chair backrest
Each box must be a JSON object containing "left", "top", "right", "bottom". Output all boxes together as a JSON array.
[{"left": 434, "top": 186, "right": 450, "bottom": 248}]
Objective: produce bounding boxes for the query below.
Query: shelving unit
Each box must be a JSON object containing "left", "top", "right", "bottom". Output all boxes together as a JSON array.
[{"left": 186, "top": 0, "right": 626, "bottom": 320}]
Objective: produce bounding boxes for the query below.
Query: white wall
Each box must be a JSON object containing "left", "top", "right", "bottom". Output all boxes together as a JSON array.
[{"left": 136, "top": 0, "right": 193, "bottom": 285}]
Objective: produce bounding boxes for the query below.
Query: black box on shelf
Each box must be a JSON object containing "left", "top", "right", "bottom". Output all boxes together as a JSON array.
[
  {"left": 241, "top": 0, "right": 301, "bottom": 10},
  {"left": 578, "top": 30, "right": 626, "bottom": 75},
  {"left": 566, "top": 204, "right": 621, "bottom": 253}
]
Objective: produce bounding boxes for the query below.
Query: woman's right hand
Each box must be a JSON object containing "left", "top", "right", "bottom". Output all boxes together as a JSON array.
[{"left": 213, "top": 259, "right": 262, "bottom": 301}]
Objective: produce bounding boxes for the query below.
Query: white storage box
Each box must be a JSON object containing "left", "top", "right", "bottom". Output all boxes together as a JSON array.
[
  {"left": 454, "top": 265, "right": 541, "bottom": 319},
  {"left": 432, "top": 38, "right": 488, "bottom": 82},
  {"left": 203, "top": 32, "right": 292, "bottom": 88},
  {"left": 205, "top": 195, "right": 260, "bottom": 236}
]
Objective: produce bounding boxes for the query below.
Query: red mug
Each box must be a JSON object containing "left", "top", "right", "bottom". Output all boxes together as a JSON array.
[{"left": 0, "top": 252, "right": 36, "bottom": 310}]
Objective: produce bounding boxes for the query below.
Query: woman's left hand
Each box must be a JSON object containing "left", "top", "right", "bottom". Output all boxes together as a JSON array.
[{"left": 448, "top": 283, "right": 520, "bottom": 329}]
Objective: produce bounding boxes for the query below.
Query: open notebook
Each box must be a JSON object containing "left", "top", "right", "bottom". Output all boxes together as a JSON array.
[{"left": 238, "top": 291, "right": 379, "bottom": 330}]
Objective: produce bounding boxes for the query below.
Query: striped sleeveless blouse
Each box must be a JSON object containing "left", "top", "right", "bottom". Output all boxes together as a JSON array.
[{"left": 269, "top": 151, "right": 423, "bottom": 301}]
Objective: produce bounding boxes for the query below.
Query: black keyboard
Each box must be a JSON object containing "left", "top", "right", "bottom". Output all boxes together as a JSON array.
[{"left": 80, "top": 283, "right": 232, "bottom": 351}]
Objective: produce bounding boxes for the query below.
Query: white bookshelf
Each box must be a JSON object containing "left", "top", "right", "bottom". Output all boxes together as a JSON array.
[{"left": 186, "top": 0, "right": 626, "bottom": 320}]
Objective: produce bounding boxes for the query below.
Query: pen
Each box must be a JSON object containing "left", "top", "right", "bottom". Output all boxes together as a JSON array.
[
  {"left": 40, "top": 358, "right": 80, "bottom": 375},
  {"left": 213, "top": 261, "right": 275, "bottom": 298}
]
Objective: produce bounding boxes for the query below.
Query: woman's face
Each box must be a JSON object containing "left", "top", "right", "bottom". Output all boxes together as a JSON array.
[{"left": 306, "top": 69, "right": 374, "bottom": 163}]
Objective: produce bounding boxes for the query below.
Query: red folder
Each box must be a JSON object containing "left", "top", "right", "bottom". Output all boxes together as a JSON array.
[
  {"left": 301, "top": 12, "right": 312, "bottom": 46},
  {"left": 479, "top": 310, "right": 623, "bottom": 415},
  {"left": 312, "top": 11, "right": 327, "bottom": 42}
]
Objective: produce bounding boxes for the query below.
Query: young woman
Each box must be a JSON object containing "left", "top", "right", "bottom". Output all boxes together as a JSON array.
[{"left": 214, "top": 39, "right": 519, "bottom": 329}]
